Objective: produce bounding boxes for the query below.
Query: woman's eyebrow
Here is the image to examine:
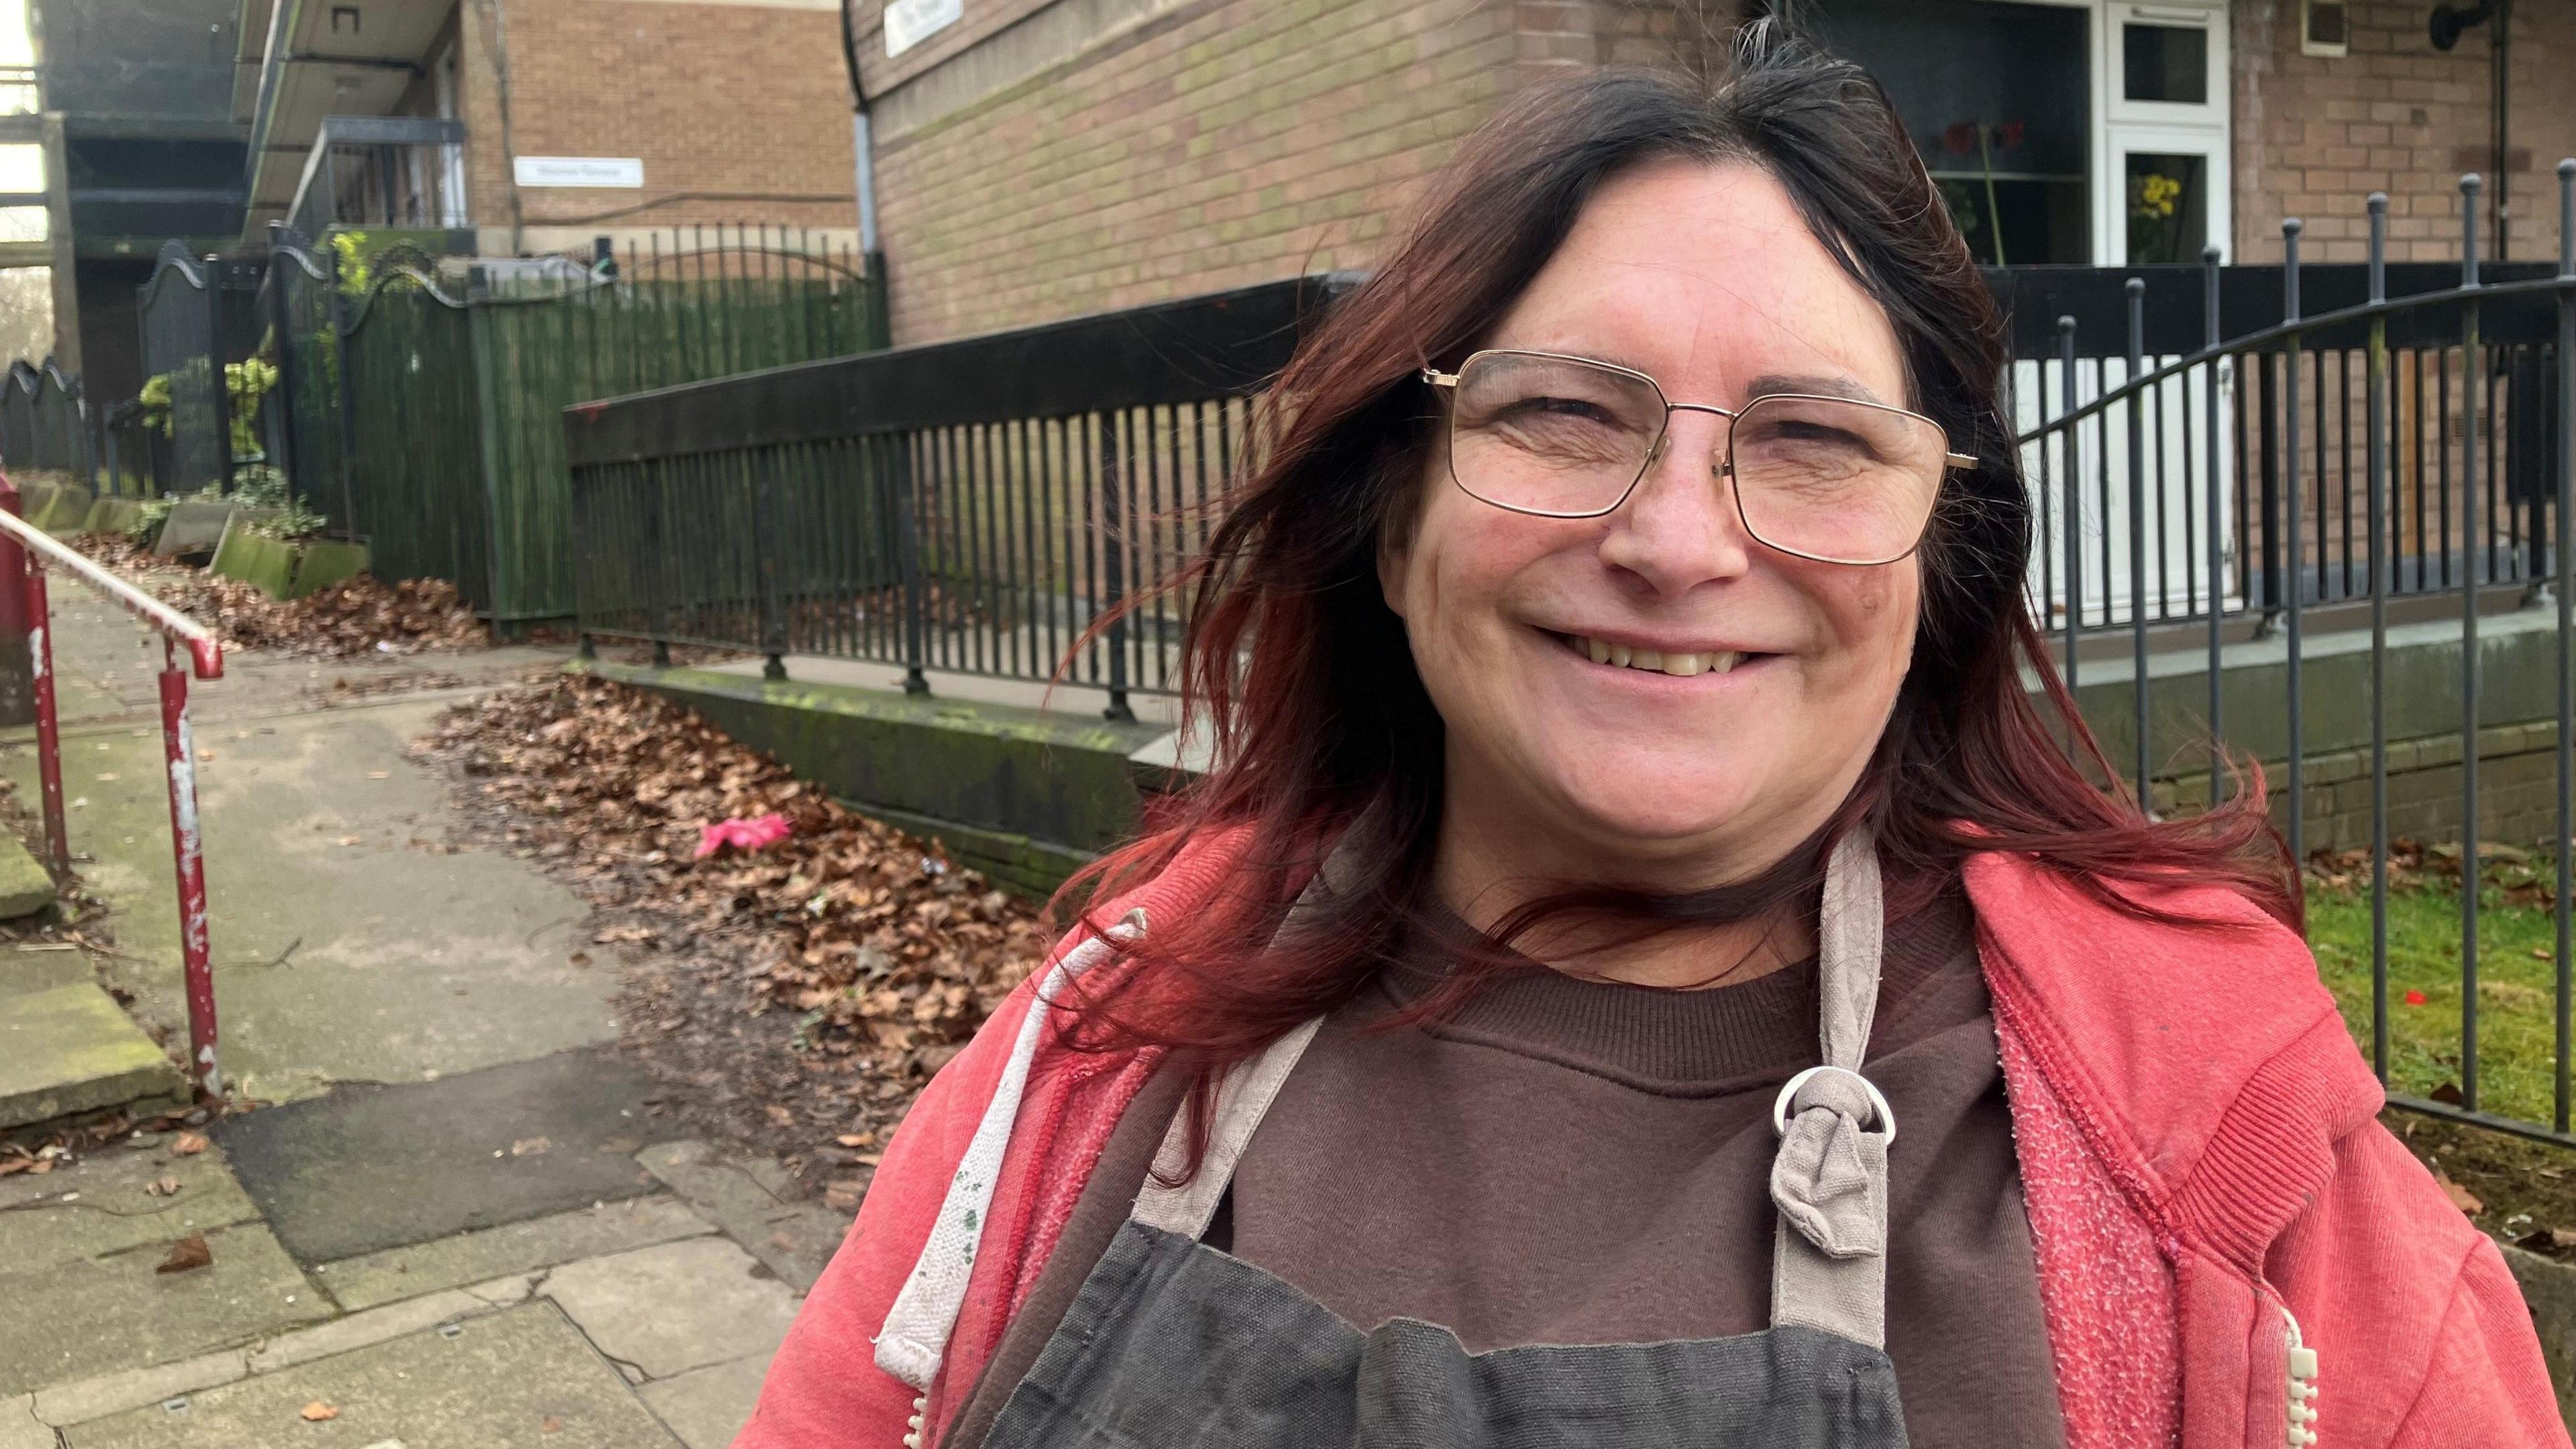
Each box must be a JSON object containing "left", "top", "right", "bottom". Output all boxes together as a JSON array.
[{"left": 1741, "top": 373, "right": 1887, "bottom": 406}]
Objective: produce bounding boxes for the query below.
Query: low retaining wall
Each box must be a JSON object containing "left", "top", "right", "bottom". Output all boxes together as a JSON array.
[{"left": 575, "top": 661, "right": 1165, "bottom": 898}]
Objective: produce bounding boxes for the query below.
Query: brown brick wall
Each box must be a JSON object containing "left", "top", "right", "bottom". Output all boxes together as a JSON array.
[
  {"left": 2233, "top": 0, "right": 2576, "bottom": 262},
  {"left": 455, "top": 0, "right": 859, "bottom": 257},
  {"left": 871, "top": 0, "right": 1540, "bottom": 342}
]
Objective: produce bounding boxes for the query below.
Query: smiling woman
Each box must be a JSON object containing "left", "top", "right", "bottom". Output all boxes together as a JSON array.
[{"left": 738, "top": 23, "right": 2569, "bottom": 1449}]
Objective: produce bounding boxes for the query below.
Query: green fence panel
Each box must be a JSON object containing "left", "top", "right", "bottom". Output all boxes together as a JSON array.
[{"left": 342, "top": 280, "right": 491, "bottom": 611}]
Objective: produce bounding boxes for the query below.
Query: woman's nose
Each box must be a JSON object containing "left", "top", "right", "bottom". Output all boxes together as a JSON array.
[{"left": 1595, "top": 417, "right": 1757, "bottom": 596}]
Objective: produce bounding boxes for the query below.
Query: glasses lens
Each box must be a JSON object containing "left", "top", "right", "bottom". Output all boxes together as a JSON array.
[
  {"left": 1446, "top": 354, "right": 1664, "bottom": 516},
  {"left": 1729, "top": 394, "right": 1945, "bottom": 564}
]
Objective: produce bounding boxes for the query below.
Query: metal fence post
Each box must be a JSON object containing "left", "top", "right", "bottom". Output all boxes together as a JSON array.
[
  {"left": 326, "top": 243, "right": 360, "bottom": 541},
  {"left": 2461, "top": 172, "right": 2486, "bottom": 1112},
  {"left": 2125, "top": 277, "right": 2149, "bottom": 807},
  {"left": 204, "top": 254, "right": 232, "bottom": 493},
  {"left": 2554, "top": 156, "right": 2575, "bottom": 1132},
  {"left": 2057, "top": 317, "right": 2079, "bottom": 691},
  {"left": 2367, "top": 193, "right": 2393, "bottom": 1085},
  {"left": 2284, "top": 218, "right": 2306, "bottom": 869},
  {"left": 751, "top": 452, "right": 788, "bottom": 681},
  {"left": 2204, "top": 247, "right": 2226, "bottom": 804},
  {"left": 894, "top": 433, "right": 928, "bottom": 694},
  {"left": 265, "top": 224, "right": 302, "bottom": 503},
  {"left": 1097, "top": 409, "right": 1135, "bottom": 723}
]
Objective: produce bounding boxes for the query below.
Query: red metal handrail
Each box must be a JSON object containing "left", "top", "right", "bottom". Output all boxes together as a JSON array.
[{"left": 0, "top": 482, "right": 224, "bottom": 1100}]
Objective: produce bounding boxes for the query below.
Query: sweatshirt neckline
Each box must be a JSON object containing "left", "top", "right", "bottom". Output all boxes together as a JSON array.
[{"left": 1371, "top": 887, "right": 1977, "bottom": 1097}]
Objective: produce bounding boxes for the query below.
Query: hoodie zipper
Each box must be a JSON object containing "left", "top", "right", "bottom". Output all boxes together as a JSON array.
[{"left": 2283, "top": 1305, "right": 2321, "bottom": 1447}]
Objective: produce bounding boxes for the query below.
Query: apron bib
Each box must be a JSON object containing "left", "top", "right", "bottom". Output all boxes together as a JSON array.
[{"left": 978, "top": 835, "right": 1909, "bottom": 1449}]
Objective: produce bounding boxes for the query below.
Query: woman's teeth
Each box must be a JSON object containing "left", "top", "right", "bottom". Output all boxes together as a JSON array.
[{"left": 1574, "top": 636, "right": 1741, "bottom": 677}]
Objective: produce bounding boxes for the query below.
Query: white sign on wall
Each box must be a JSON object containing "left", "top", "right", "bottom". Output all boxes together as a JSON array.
[
  {"left": 884, "top": 0, "right": 961, "bottom": 56},
  {"left": 513, "top": 156, "right": 646, "bottom": 189}
]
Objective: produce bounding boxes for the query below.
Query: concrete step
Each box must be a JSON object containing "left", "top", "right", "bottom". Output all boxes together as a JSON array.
[
  {"left": 0, "top": 828, "right": 55, "bottom": 920},
  {"left": 0, "top": 954, "right": 186, "bottom": 1130}
]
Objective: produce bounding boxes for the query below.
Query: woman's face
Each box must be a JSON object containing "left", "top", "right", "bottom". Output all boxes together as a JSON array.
[{"left": 1382, "top": 158, "right": 1924, "bottom": 890}]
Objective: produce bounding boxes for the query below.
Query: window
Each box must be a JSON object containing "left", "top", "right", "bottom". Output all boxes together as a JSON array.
[
  {"left": 2303, "top": 0, "right": 2350, "bottom": 56},
  {"left": 2123, "top": 23, "right": 2207, "bottom": 103},
  {"left": 2125, "top": 152, "right": 2207, "bottom": 262}
]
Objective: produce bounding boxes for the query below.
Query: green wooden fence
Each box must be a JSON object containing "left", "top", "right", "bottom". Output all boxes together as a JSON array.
[{"left": 270, "top": 226, "right": 886, "bottom": 622}]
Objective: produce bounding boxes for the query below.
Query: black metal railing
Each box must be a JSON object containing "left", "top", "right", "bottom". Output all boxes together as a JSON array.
[
  {"left": 2019, "top": 167, "right": 2576, "bottom": 1148},
  {"left": 564, "top": 274, "right": 1352, "bottom": 715}
]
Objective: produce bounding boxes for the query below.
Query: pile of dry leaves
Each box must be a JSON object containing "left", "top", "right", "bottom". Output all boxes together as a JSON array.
[
  {"left": 72, "top": 535, "right": 487, "bottom": 658},
  {"left": 414, "top": 674, "right": 1056, "bottom": 1174}
]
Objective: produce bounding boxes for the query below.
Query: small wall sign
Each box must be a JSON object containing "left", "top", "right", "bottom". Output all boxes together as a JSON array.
[
  {"left": 513, "top": 156, "right": 646, "bottom": 189},
  {"left": 884, "top": 0, "right": 961, "bottom": 56}
]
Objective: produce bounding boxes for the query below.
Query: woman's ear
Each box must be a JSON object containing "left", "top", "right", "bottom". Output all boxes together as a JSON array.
[{"left": 1377, "top": 446, "right": 1431, "bottom": 621}]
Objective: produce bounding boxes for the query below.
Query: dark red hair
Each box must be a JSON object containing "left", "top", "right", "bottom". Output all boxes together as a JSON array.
[{"left": 1049, "top": 28, "right": 2295, "bottom": 1086}]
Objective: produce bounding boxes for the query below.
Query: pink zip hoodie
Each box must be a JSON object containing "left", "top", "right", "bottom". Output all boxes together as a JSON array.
[{"left": 736, "top": 835, "right": 2570, "bottom": 1449}]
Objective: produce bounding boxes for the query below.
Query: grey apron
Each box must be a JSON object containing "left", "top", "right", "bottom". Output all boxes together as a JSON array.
[{"left": 978, "top": 834, "right": 1908, "bottom": 1449}]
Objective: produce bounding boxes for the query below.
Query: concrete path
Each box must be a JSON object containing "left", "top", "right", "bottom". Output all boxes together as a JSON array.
[{"left": 0, "top": 592, "right": 843, "bottom": 1448}]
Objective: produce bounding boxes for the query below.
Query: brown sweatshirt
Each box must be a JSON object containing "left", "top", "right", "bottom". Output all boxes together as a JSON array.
[{"left": 949, "top": 888, "right": 2068, "bottom": 1449}]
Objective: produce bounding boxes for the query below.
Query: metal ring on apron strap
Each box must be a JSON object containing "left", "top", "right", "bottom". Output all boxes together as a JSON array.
[{"left": 1771, "top": 1063, "right": 1897, "bottom": 1144}]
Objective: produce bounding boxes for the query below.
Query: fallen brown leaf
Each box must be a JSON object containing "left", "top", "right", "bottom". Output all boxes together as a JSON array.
[
  {"left": 171, "top": 1132, "right": 208, "bottom": 1157},
  {"left": 509, "top": 1136, "right": 550, "bottom": 1157},
  {"left": 2432, "top": 1164, "right": 2484, "bottom": 1216},
  {"left": 541, "top": 1415, "right": 564, "bottom": 1434},
  {"left": 146, "top": 1175, "right": 181, "bottom": 1197},
  {"left": 156, "top": 1234, "right": 212, "bottom": 1273},
  {"left": 300, "top": 1401, "right": 337, "bottom": 1422}
]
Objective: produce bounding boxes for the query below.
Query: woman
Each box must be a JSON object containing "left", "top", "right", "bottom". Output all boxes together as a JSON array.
[{"left": 740, "top": 29, "right": 2565, "bottom": 1449}]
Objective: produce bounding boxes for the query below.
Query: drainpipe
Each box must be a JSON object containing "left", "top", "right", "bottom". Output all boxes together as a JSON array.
[
  {"left": 841, "top": 0, "right": 888, "bottom": 345},
  {"left": 2430, "top": 0, "right": 2513, "bottom": 260}
]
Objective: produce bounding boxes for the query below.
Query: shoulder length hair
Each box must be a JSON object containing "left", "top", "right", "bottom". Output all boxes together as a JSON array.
[{"left": 1050, "top": 24, "right": 2295, "bottom": 1077}]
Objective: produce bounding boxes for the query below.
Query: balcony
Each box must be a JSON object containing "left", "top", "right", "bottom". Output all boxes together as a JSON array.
[{"left": 281, "top": 116, "right": 469, "bottom": 247}]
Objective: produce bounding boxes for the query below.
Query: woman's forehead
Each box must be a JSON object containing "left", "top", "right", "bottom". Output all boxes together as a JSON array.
[{"left": 1489, "top": 159, "right": 1908, "bottom": 407}]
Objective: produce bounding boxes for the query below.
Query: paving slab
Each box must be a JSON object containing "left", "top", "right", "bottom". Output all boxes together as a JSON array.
[
  {"left": 0, "top": 1394, "right": 46, "bottom": 1449},
  {"left": 0, "top": 977, "right": 186, "bottom": 1129},
  {"left": 60, "top": 1301, "right": 682, "bottom": 1448},
  {"left": 243, "top": 1289, "right": 488, "bottom": 1375},
  {"left": 0, "top": 1222, "right": 329, "bottom": 1397},
  {"left": 637, "top": 1354, "right": 773, "bottom": 1449},
  {"left": 212, "top": 1050, "right": 674, "bottom": 1265},
  {"left": 317, "top": 1194, "right": 715, "bottom": 1313},
  {"left": 0, "top": 1140, "right": 260, "bottom": 1263},
  {"left": 30, "top": 1350, "right": 248, "bottom": 1430},
  {"left": 539, "top": 1236, "right": 800, "bottom": 1383},
  {"left": 638, "top": 1140, "right": 849, "bottom": 1292}
]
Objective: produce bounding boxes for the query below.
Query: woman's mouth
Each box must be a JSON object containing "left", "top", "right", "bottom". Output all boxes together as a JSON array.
[{"left": 1558, "top": 633, "right": 1769, "bottom": 678}]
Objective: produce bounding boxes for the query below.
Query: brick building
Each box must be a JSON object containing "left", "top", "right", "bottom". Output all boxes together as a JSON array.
[
  {"left": 849, "top": 0, "right": 2573, "bottom": 343},
  {"left": 231, "top": 0, "right": 861, "bottom": 260}
]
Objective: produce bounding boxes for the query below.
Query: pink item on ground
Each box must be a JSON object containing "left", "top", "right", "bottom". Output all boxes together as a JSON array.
[{"left": 694, "top": 812, "right": 792, "bottom": 859}]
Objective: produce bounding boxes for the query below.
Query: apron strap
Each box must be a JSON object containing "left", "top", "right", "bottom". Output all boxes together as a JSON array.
[
  {"left": 1133, "top": 1016, "right": 1323, "bottom": 1238},
  {"left": 1769, "top": 830, "right": 1895, "bottom": 1349}
]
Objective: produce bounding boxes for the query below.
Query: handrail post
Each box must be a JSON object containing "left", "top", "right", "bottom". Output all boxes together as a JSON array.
[
  {"left": 2553, "top": 156, "right": 2575, "bottom": 1133},
  {"left": 159, "top": 637, "right": 217, "bottom": 1101},
  {"left": 23, "top": 549, "right": 63, "bottom": 873}
]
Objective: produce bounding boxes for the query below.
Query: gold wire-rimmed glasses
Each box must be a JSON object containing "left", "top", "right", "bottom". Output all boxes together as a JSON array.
[{"left": 1420, "top": 349, "right": 1978, "bottom": 567}]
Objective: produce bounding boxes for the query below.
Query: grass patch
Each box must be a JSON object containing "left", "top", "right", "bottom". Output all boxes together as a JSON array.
[{"left": 2306, "top": 847, "right": 2571, "bottom": 1127}]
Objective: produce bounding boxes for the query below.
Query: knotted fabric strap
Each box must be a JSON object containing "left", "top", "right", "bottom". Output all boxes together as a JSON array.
[{"left": 1770, "top": 831, "right": 1895, "bottom": 1349}]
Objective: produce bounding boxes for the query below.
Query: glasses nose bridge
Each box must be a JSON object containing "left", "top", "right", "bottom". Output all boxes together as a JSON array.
[{"left": 1653, "top": 399, "right": 1741, "bottom": 478}]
